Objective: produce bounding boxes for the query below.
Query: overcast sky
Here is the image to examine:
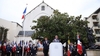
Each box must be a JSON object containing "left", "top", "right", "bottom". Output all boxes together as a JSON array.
[{"left": 0, "top": 0, "right": 100, "bottom": 25}]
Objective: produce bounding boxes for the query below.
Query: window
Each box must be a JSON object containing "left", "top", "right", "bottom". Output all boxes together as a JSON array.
[
  {"left": 96, "top": 37, "right": 100, "bottom": 42},
  {"left": 95, "top": 29, "right": 100, "bottom": 34},
  {"left": 41, "top": 6, "right": 45, "bottom": 11},
  {"left": 92, "top": 15, "right": 97, "bottom": 20},
  {"left": 93, "top": 22, "right": 98, "bottom": 26}
]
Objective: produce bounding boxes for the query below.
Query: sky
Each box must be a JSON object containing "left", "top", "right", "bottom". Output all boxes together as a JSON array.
[{"left": 0, "top": 0, "right": 100, "bottom": 25}]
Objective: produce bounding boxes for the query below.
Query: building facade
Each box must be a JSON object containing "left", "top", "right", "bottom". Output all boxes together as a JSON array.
[
  {"left": 86, "top": 8, "right": 100, "bottom": 44},
  {"left": 23, "top": 1, "right": 54, "bottom": 31},
  {"left": 0, "top": 18, "right": 22, "bottom": 42},
  {"left": 15, "top": 1, "right": 54, "bottom": 43}
]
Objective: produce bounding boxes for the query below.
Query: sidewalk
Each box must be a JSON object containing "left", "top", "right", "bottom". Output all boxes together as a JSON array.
[{"left": 37, "top": 51, "right": 44, "bottom": 56}]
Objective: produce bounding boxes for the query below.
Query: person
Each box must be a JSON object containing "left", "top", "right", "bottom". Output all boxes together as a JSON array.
[
  {"left": 69, "top": 43, "right": 76, "bottom": 56},
  {"left": 37, "top": 40, "right": 43, "bottom": 51},
  {"left": 1, "top": 43, "right": 6, "bottom": 56},
  {"left": 82, "top": 45, "right": 86, "bottom": 56},
  {"left": 43, "top": 37, "right": 50, "bottom": 56},
  {"left": 0, "top": 42, "right": 2, "bottom": 56},
  {"left": 26, "top": 45, "right": 30, "bottom": 56},
  {"left": 16, "top": 44, "right": 22, "bottom": 56},
  {"left": 6, "top": 43, "right": 11, "bottom": 56},
  {"left": 31, "top": 44, "right": 37, "bottom": 56},
  {"left": 11, "top": 44, "right": 16, "bottom": 56},
  {"left": 53, "top": 35, "right": 60, "bottom": 42}
]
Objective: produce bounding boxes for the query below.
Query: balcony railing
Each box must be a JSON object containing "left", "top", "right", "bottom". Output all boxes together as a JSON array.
[{"left": 92, "top": 18, "right": 99, "bottom": 22}]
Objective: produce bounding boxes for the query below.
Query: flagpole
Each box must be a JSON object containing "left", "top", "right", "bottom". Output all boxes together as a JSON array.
[
  {"left": 67, "top": 34, "right": 71, "bottom": 56},
  {"left": 23, "top": 3, "right": 28, "bottom": 37},
  {"left": 22, "top": 16, "right": 25, "bottom": 56},
  {"left": 77, "top": 32, "right": 83, "bottom": 55},
  {"left": 22, "top": 3, "right": 28, "bottom": 56}
]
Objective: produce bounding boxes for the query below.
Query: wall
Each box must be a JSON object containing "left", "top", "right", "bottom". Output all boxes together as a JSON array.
[
  {"left": 87, "top": 15, "right": 93, "bottom": 28},
  {"left": 23, "top": 2, "right": 54, "bottom": 31},
  {"left": 15, "top": 37, "right": 32, "bottom": 44},
  {"left": 86, "top": 49, "right": 100, "bottom": 56},
  {"left": 0, "top": 18, "right": 22, "bottom": 41}
]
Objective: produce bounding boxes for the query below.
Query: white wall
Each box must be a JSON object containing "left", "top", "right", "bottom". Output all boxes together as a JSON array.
[
  {"left": 98, "top": 12, "right": 100, "bottom": 26},
  {"left": 23, "top": 2, "right": 54, "bottom": 31},
  {"left": 87, "top": 15, "right": 93, "bottom": 28},
  {"left": 11, "top": 22, "right": 22, "bottom": 41},
  {"left": 15, "top": 37, "right": 32, "bottom": 44},
  {"left": 0, "top": 18, "right": 22, "bottom": 41}
]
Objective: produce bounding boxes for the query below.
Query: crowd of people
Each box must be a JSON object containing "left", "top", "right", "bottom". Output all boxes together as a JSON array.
[
  {"left": 67, "top": 42, "right": 86, "bottom": 56},
  {"left": 0, "top": 35, "right": 60, "bottom": 56},
  {"left": 0, "top": 35, "right": 86, "bottom": 56},
  {"left": 0, "top": 40, "right": 38, "bottom": 56}
]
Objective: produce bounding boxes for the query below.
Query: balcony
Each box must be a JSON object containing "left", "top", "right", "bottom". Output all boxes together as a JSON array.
[
  {"left": 92, "top": 19, "right": 99, "bottom": 22},
  {"left": 94, "top": 29, "right": 100, "bottom": 37},
  {"left": 95, "top": 34, "right": 100, "bottom": 37},
  {"left": 92, "top": 14, "right": 98, "bottom": 22},
  {"left": 93, "top": 26, "right": 99, "bottom": 29}
]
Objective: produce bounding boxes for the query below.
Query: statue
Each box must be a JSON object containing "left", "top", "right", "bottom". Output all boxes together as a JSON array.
[{"left": 87, "top": 27, "right": 95, "bottom": 47}]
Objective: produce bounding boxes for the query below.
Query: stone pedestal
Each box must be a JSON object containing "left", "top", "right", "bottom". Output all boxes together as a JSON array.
[{"left": 86, "top": 49, "right": 100, "bottom": 56}]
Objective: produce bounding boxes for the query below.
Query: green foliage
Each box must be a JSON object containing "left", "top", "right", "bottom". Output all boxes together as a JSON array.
[
  {"left": 31, "top": 10, "right": 88, "bottom": 43},
  {"left": 0, "top": 26, "right": 9, "bottom": 41}
]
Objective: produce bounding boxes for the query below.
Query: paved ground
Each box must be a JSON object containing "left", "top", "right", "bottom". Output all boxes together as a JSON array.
[
  {"left": 0, "top": 51, "right": 44, "bottom": 56},
  {"left": 37, "top": 51, "right": 44, "bottom": 56}
]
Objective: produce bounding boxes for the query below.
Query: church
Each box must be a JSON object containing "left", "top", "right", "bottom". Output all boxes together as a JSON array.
[{"left": 16, "top": 1, "right": 54, "bottom": 43}]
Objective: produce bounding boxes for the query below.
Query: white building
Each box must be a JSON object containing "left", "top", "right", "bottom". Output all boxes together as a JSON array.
[
  {"left": 16, "top": 1, "right": 54, "bottom": 43},
  {"left": 0, "top": 18, "right": 22, "bottom": 42},
  {"left": 86, "top": 8, "right": 100, "bottom": 44},
  {"left": 23, "top": 1, "right": 54, "bottom": 31}
]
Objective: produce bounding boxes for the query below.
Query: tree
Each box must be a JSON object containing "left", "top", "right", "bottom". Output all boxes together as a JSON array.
[
  {"left": 0, "top": 26, "right": 8, "bottom": 42},
  {"left": 3, "top": 28, "right": 9, "bottom": 41},
  {"left": 31, "top": 10, "right": 88, "bottom": 44},
  {"left": 0, "top": 27, "right": 4, "bottom": 41}
]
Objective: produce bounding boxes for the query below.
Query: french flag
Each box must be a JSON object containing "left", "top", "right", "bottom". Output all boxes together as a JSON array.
[
  {"left": 67, "top": 45, "right": 71, "bottom": 56},
  {"left": 77, "top": 34, "right": 83, "bottom": 55},
  {"left": 22, "top": 7, "right": 27, "bottom": 19}
]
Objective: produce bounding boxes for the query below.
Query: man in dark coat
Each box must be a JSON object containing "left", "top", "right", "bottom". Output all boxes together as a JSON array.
[
  {"left": 69, "top": 43, "right": 76, "bottom": 56},
  {"left": 43, "top": 37, "right": 50, "bottom": 56},
  {"left": 6, "top": 44, "right": 11, "bottom": 56},
  {"left": 31, "top": 44, "right": 37, "bottom": 56},
  {"left": 16, "top": 44, "right": 22, "bottom": 56}
]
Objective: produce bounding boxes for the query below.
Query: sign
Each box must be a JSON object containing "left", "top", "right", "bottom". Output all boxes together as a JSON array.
[{"left": 49, "top": 42, "right": 63, "bottom": 56}]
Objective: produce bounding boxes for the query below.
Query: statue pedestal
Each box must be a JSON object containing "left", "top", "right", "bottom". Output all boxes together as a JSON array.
[{"left": 86, "top": 49, "right": 100, "bottom": 56}]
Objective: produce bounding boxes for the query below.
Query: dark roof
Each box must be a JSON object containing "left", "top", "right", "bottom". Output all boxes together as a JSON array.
[
  {"left": 11, "top": 21, "right": 22, "bottom": 28},
  {"left": 17, "top": 31, "right": 35, "bottom": 37},
  {"left": 93, "top": 8, "right": 100, "bottom": 14},
  {"left": 26, "top": 1, "right": 54, "bottom": 16},
  {"left": 88, "top": 7, "right": 100, "bottom": 18},
  {"left": 22, "top": 1, "right": 55, "bottom": 23}
]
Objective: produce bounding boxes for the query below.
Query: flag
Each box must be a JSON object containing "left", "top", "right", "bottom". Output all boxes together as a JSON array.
[
  {"left": 77, "top": 34, "right": 83, "bottom": 55},
  {"left": 27, "top": 46, "right": 30, "bottom": 52},
  {"left": 67, "top": 39, "right": 71, "bottom": 56},
  {"left": 22, "top": 7, "right": 27, "bottom": 19},
  {"left": 12, "top": 45, "right": 16, "bottom": 52},
  {"left": 67, "top": 45, "right": 71, "bottom": 56}
]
